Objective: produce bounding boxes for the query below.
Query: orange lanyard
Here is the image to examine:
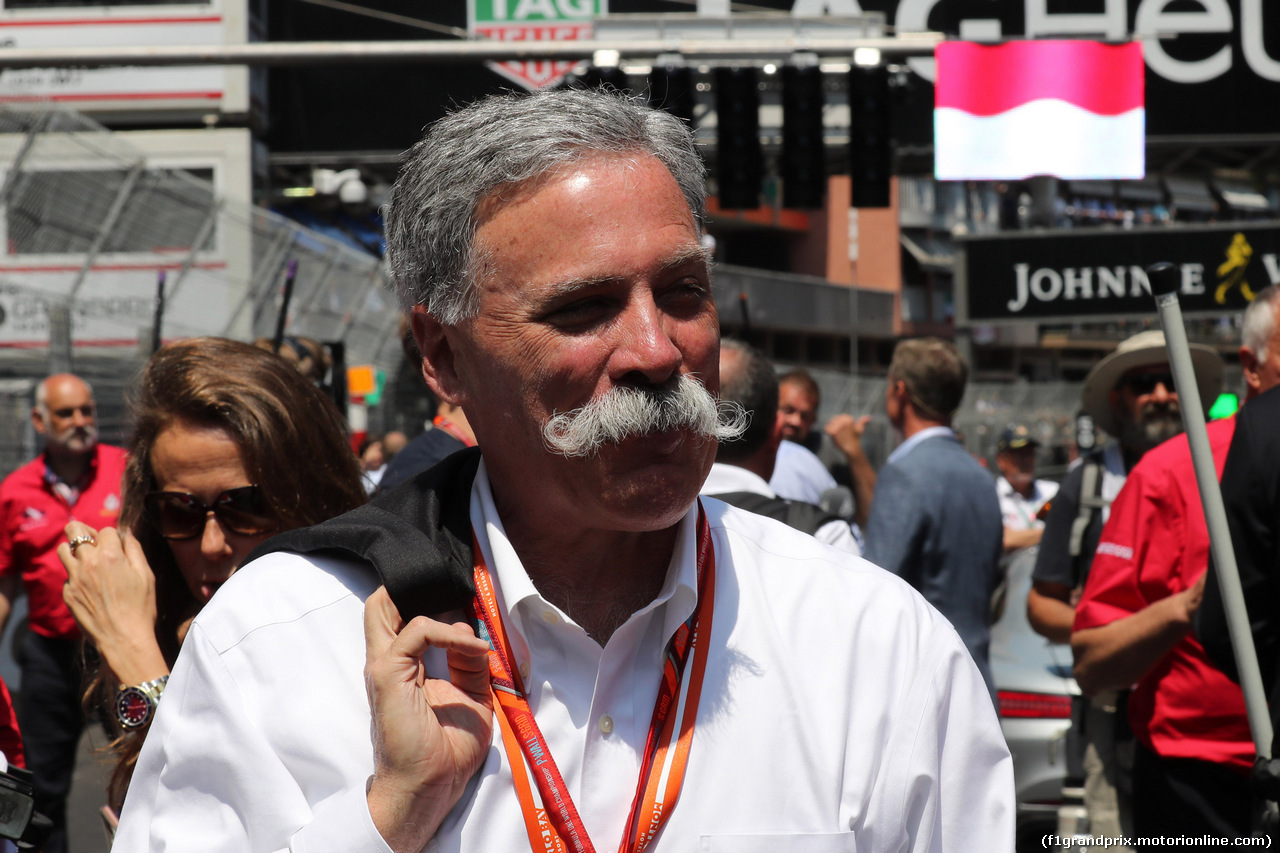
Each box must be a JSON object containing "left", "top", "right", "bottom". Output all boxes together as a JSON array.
[
  {"left": 434, "top": 415, "right": 476, "bottom": 447},
  {"left": 470, "top": 505, "right": 716, "bottom": 853}
]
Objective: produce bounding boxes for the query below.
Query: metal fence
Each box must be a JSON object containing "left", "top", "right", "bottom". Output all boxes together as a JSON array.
[
  {"left": 803, "top": 368, "right": 1086, "bottom": 478},
  {"left": 0, "top": 104, "right": 401, "bottom": 370},
  {"left": 0, "top": 105, "right": 403, "bottom": 477}
]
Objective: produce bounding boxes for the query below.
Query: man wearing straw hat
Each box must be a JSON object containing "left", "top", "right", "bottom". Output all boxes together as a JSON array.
[
  {"left": 1029, "top": 330, "right": 1222, "bottom": 844},
  {"left": 1069, "top": 313, "right": 1276, "bottom": 839}
]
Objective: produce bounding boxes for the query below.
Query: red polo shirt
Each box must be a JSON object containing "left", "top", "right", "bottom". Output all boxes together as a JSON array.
[
  {"left": 1074, "top": 418, "right": 1253, "bottom": 771},
  {"left": 0, "top": 444, "right": 127, "bottom": 639}
]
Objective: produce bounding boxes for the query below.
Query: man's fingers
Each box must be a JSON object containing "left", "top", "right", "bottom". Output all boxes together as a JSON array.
[
  {"left": 387, "top": 616, "right": 489, "bottom": 664},
  {"left": 364, "top": 589, "right": 489, "bottom": 672},
  {"left": 365, "top": 607, "right": 492, "bottom": 710},
  {"left": 855, "top": 414, "right": 872, "bottom": 431},
  {"left": 364, "top": 586, "right": 405, "bottom": 663}
]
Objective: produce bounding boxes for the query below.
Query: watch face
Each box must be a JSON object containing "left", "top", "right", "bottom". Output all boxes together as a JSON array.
[{"left": 116, "top": 687, "right": 153, "bottom": 730}]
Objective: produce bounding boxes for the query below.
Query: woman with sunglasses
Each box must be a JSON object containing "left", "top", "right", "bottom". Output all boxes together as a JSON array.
[{"left": 56, "top": 337, "right": 367, "bottom": 817}]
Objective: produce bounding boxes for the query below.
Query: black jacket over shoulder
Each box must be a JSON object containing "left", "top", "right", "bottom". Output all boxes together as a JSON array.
[{"left": 245, "top": 447, "right": 483, "bottom": 619}]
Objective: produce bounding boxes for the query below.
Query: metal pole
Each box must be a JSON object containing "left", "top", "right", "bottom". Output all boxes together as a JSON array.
[
  {"left": 1147, "top": 261, "right": 1273, "bottom": 760},
  {"left": 47, "top": 300, "right": 72, "bottom": 375},
  {"left": 272, "top": 260, "right": 299, "bottom": 353},
  {"left": 0, "top": 34, "right": 946, "bottom": 70},
  {"left": 151, "top": 269, "right": 165, "bottom": 354}
]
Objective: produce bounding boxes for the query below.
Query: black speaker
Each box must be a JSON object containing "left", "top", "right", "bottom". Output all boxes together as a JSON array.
[
  {"left": 648, "top": 64, "right": 695, "bottom": 126},
  {"left": 781, "top": 64, "right": 827, "bottom": 209},
  {"left": 849, "top": 65, "right": 891, "bottom": 209},
  {"left": 714, "top": 66, "right": 762, "bottom": 210}
]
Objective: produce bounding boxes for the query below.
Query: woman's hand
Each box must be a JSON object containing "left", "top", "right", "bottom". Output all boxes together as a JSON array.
[{"left": 58, "top": 523, "right": 170, "bottom": 686}]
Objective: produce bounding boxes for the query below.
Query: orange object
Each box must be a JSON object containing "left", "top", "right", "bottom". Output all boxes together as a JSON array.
[{"left": 346, "top": 365, "right": 376, "bottom": 397}]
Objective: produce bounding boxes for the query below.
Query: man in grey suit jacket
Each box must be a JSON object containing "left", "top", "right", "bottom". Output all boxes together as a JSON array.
[{"left": 863, "top": 338, "right": 1003, "bottom": 703}]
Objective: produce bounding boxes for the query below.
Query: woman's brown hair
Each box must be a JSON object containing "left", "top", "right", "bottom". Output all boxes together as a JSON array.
[{"left": 101, "top": 336, "right": 367, "bottom": 811}]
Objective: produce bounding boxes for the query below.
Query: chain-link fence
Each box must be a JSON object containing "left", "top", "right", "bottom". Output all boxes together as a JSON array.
[
  {"left": 0, "top": 107, "right": 400, "bottom": 365},
  {"left": 0, "top": 105, "right": 403, "bottom": 478},
  {"left": 802, "top": 367, "right": 1086, "bottom": 479}
]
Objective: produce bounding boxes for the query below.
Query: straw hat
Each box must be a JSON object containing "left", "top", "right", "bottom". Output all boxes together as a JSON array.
[{"left": 1080, "top": 330, "right": 1223, "bottom": 436}]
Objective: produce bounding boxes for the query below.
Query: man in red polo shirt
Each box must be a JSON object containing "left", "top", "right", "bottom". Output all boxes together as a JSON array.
[
  {"left": 1072, "top": 290, "right": 1280, "bottom": 842},
  {"left": 0, "top": 373, "right": 125, "bottom": 853}
]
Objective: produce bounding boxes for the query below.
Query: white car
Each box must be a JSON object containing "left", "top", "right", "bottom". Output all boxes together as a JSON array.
[{"left": 989, "top": 546, "right": 1082, "bottom": 850}]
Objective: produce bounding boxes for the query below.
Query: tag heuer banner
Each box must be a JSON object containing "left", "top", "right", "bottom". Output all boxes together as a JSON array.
[
  {"left": 957, "top": 223, "right": 1280, "bottom": 325},
  {"left": 468, "top": 0, "right": 607, "bottom": 91}
]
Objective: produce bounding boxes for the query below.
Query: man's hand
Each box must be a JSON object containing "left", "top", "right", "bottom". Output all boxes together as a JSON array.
[
  {"left": 1071, "top": 570, "right": 1207, "bottom": 696},
  {"left": 1003, "top": 526, "right": 1044, "bottom": 553},
  {"left": 364, "top": 586, "right": 494, "bottom": 853},
  {"left": 824, "top": 414, "right": 878, "bottom": 528},
  {"left": 1178, "top": 569, "right": 1207, "bottom": 620},
  {"left": 825, "top": 414, "right": 871, "bottom": 461}
]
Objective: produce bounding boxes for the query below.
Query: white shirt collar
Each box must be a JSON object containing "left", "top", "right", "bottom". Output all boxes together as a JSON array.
[
  {"left": 886, "top": 425, "right": 956, "bottom": 465},
  {"left": 469, "top": 458, "right": 701, "bottom": 650},
  {"left": 996, "top": 474, "right": 1051, "bottom": 503},
  {"left": 700, "top": 462, "right": 776, "bottom": 498}
]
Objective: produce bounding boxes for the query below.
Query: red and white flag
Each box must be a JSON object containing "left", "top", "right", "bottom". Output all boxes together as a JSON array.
[{"left": 934, "top": 40, "right": 1144, "bottom": 181}]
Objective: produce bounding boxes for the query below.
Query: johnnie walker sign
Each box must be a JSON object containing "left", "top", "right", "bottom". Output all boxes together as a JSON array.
[{"left": 957, "top": 222, "right": 1280, "bottom": 325}]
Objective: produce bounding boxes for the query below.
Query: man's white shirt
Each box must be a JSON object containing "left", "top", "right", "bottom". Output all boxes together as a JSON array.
[
  {"left": 767, "top": 439, "right": 836, "bottom": 505},
  {"left": 702, "top": 462, "right": 861, "bottom": 556},
  {"left": 995, "top": 476, "right": 1060, "bottom": 532},
  {"left": 114, "top": 460, "right": 1013, "bottom": 853}
]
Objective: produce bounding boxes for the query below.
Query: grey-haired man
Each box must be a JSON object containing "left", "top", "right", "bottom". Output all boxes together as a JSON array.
[{"left": 116, "top": 90, "right": 1011, "bottom": 853}]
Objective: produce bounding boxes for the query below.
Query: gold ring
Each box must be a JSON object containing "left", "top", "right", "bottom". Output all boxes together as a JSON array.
[{"left": 67, "top": 534, "right": 96, "bottom": 556}]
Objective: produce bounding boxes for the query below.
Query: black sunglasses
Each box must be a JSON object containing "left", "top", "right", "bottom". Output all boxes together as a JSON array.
[
  {"left": 1123, "top": 373, "right": 1176, "bottom": 395},
  {"left": 143, "top": 486, "right": 276, "bottom": 541}
]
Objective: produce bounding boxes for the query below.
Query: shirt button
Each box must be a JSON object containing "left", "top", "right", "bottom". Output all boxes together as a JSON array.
[
  {"left": 599, "top": 714, "right": 614, "bottom": 735},
  {"left": 542, "top": 610, "right": 559, "bottom": 625},
  {"left": 519, "top": 661, "right": 531, "bottom": 680}
]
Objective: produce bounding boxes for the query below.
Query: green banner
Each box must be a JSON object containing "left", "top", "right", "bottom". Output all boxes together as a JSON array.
[{"left": 471, "top": 0, "right": 604, "bottom": 25}]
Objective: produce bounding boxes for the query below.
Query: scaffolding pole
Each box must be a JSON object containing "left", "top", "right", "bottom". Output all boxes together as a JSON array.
[{"left": 0, "top": 33, "right": 944, "bottom": 70}]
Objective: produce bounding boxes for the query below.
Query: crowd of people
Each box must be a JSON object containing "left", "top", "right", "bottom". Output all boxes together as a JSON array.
[{"left": 0, "top": 88, "right": 1272, "bottom": 852}]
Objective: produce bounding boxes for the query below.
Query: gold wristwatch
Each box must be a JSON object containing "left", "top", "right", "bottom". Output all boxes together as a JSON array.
[{"left": 115, "top": 675, "right": 169, "bottom": 730}]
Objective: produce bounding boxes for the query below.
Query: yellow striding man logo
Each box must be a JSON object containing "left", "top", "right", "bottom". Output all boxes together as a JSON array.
[{"left": 1216, "top": 232, "right": 1257, "bottom": 304}]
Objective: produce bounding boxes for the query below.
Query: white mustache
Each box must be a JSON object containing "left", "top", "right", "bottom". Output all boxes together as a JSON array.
[
  {"left": 58, "top": 425, "right": 96, "bottom": 446},
  {"left": 542, "top": 374, "right": 748, "bottom": 458}
]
